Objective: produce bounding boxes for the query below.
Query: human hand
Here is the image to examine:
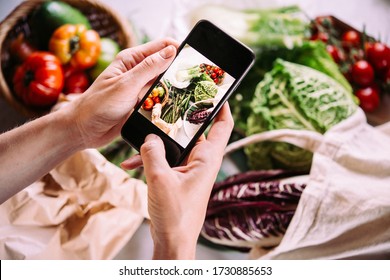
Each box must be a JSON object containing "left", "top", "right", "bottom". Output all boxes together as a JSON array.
[
  {"left": 121, "top": 104, "right": 234, "bottom": 259},
  {"left": 63, "top": 38, "right": 179, "bottom": 149}
]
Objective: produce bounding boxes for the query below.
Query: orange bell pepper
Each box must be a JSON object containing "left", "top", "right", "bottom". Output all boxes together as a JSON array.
[{"left": 49, "top": 24, "right": 100, "bottom": 69}]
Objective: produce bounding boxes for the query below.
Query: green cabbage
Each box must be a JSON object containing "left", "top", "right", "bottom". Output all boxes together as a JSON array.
[
  {"left": 194, "top": 81, "right": 218, "bottom": 102},
  {"left": 246, "top": 59, "right": 357, "bottom": 171}
]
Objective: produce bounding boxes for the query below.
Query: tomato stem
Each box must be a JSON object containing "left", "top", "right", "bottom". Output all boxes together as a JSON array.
[
  {"left": 69, "top": 36, "right": 80, "bottom": 54},
  {"left": 23, "top": 70, "right": 34, "bottom": 87}
]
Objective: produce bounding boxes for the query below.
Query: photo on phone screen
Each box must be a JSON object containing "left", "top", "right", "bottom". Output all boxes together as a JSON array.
[{"left": 138, "top": 44, "right": 235, "bottom": 148}]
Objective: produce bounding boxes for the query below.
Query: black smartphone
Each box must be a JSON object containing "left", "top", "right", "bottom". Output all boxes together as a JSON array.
[{"left": 121, "top": 20, "right": 255, "bottom": 167}]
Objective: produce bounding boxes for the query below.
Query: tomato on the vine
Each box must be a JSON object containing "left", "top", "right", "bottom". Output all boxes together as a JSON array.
[
  {"left": 326, "top": 45, "right": 344, "bottom": 63},
  {"left": 355, "top": 85, "right": 380, "bottom": 112},
  {"left": 385, "top": 68, "right": 390, "bottom": 84},
  {"left": 351, "top": 60, "right": 375, "bottom": 87},
  {"left": 366, "top": 42, "right": 390, "bottom": 74},
  {"left": 310, "top": 32, "right": 329, "bottom": 43},
  {"left": 341, "top": 30, "right": 360, "bottom": 48}
]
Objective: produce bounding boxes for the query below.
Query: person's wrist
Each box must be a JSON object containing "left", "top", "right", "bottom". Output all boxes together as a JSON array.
[
  {"left": 51, "top": 106, "right": 85, "bottom": 153},
  {"left": 151, "top": 230, "right": 197, "bottom": 260}
]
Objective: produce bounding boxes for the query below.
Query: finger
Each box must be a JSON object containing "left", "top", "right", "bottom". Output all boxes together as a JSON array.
[
  {"left": 140, "top": 134, "right": 171, "bottom": 177},
  {"left": 120, "top": 154, "right": 143, "bottom": 170},
  {"left": 125, "top": 45, "right": 177, "bottom": 90},
  {"left": 206, "top": 103, "right": 234, "bottom": 152},
  {"left": 116, "top": 38, "right": 179, "bottom": 69}
]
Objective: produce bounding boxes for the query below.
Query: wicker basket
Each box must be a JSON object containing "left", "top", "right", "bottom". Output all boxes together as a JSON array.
[{"left": 0, "top": 0, "right": 137, "bottom": 117}]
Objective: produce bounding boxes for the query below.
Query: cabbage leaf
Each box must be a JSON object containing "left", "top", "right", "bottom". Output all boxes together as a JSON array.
[{"left": 245, "top": 59, "right": 357, "bottom": 171}]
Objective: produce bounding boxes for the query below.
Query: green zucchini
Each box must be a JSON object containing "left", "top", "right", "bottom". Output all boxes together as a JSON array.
[{"left": 30, "top": 1, "right": 91, "bottom": 49}]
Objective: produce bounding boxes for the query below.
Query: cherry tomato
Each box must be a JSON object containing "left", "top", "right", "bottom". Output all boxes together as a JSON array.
[
  {"left": 383, "top": 68, "right": 390, "bottom": 93},
  {"left": 385, "top": 68, "right": 390, "bottom": 83},
  {"left": 142, "top": 97, "right": 154, "bottom": 111},
  {"left": 315, "top": 16, "right": 333, "bottom": 28},
  {"left": 351, "top": 60, "right": 375, "bottom": 86},
  {"left": 326, "top": 45, "right": 343, "bottom": 63},
  {"left": 310, "top": 32, "right": 329, "bottom": 43},
  {"left": 152, "top": 96, "right": 161, "bottom": 104},
  {"left": 366, "top": 42, "right": 390, "bottom": 74},
  {"left": 341, "top": 30, "right": 360, "bottom": 48},
  {"left": 355, "top": 86, "right": 380, "bottom": 112}
]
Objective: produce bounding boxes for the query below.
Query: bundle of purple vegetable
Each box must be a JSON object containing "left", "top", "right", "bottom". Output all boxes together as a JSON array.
[
  {"left": 201, "top": 170, "right": 308, "bottom": 251},
  {"left": 187, "top": 108, "right": 211, "bottom": 124}
]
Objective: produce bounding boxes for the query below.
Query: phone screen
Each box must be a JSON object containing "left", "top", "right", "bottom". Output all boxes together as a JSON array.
[{"left": 138, "top": 44, "right": 235, "bottom": 148}]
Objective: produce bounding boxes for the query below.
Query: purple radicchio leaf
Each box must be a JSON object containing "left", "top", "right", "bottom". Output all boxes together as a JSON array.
[
  {"left": 212, "top": 169, "right": 307, "bottom": 194},
  {"left": 201, "top": 209, "right": 295, "bottom": 250},
  {"left": 187, "top": 108, "right": 212, "bottom": 124},
  {"left": 202, "top": 171, "right": 308, "bottom": 250}
]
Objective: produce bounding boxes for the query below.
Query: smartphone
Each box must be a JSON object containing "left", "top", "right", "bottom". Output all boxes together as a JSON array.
[{"left": 121, "top": 20, "right": 255, "bottom": 167}]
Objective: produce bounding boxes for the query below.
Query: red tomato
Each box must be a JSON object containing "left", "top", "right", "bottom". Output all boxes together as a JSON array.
[
  {"left": 142, "top": 97, "right": 154, "bottom": 111},
  {"left": 315, "top": 16, "right": 333, "bottom": 28},
  {"left": 152, "top": 96, "right": 161, "bottom": 104},
  {"left": 385, "top": 68, "right": 390, "bottom": 83},
  {"left": 64, "top": 72, "right": 90, "bottom": 94},
  {"left": 310, "top": 32, "right": 329, "bottom": 43},
  {"left": 355, "top": 86, "right": 380, "bottom": 112},
  {"left": 366, "top": 42, "right": 390, "bottom": 74},
  {"left": 341, "top": 30, "right": 361, "bottom": 48},
  {"left": 13, "top": 52, "right": 64, "bottom": 107},
  {"left": 351, "top": 60, "right": 375, "bottom": 86},
  {"left": 326, "top": 45, "right": 343, "bottom": 63}
]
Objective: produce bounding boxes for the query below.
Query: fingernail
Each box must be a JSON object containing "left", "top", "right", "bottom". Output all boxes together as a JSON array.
[
  {"left": 159, "top": 45, "right": 175, "bottom": 59},
  {"left": 145, "top": 134, "right": 159, "bottom": 142}
]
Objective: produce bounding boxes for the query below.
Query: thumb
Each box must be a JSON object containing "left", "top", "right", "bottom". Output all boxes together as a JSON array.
[
  {"left": 141, "top": 134, "right": 171, "bottom": 177},
  {"left": 128, "top": 45, "right": 176, "bottom": 89}
]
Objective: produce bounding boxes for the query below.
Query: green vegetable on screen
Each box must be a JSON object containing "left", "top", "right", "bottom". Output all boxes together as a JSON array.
[
  {"left": 194, "top": 81, "right": 218, "bottom": 102},
  {"left": 175, "top": 65, "right": 212, "bottom": 83},
  {"left": 245, "top": 59, "right": 357, "bottom": 171}
]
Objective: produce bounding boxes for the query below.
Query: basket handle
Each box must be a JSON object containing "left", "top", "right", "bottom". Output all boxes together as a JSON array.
[{"left": 224, "top": 129, "right": 325, "bottom": 156}]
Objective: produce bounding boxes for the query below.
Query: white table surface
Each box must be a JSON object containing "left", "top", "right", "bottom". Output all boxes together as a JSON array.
[{"left": 1, "top": 0, "right": 390, "bottom": 260}]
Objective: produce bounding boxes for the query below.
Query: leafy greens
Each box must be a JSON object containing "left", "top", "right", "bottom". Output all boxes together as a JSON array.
[{"left": 245, "top": 59, "right": 357, "bottom": 171}]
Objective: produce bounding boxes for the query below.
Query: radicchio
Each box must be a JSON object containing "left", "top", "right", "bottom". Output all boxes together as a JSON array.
[{"left": 201, "top": 170, "right": 308, "bottom": 251}]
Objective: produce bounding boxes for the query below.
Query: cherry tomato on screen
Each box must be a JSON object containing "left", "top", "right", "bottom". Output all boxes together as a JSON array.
[{"left": 142, "top": 97, "right": 154, "bottom": 111}]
